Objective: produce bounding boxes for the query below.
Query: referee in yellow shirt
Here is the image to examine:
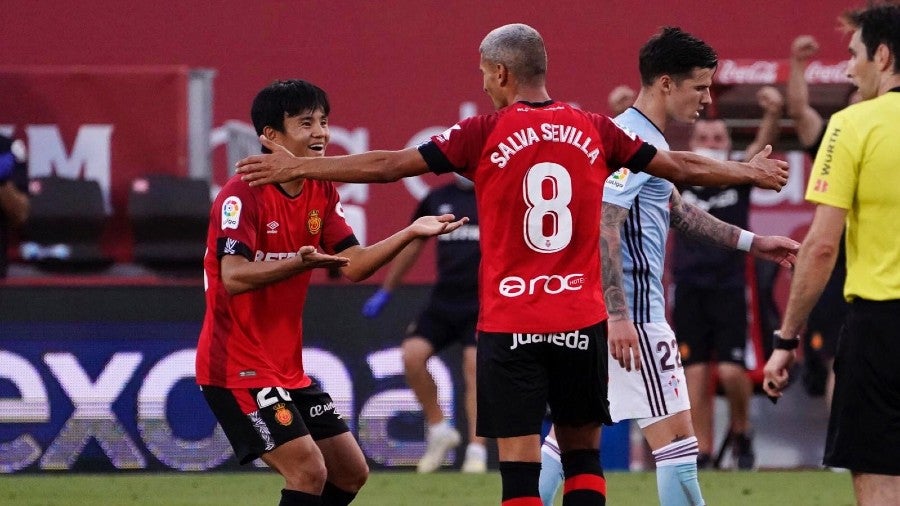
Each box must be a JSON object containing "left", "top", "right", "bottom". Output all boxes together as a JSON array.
[{"left": 763, "top": 4, "right": 900, "bottom": 504}]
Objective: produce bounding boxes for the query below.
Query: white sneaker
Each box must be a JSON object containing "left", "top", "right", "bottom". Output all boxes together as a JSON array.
[
  {"left": 417, "top": 423, "right": 461, "bottom": 473},
  {"left": 461, "top": 444, "right": 488, "bottom": 473}
]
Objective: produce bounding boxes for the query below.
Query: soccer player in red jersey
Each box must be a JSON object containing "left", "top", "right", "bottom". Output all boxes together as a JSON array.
[
  {"left": 236, "top": 25, "right": 789, "bottom": 506},
  {"left": 195, "top": 80, "right": 467, "bottom": 506}
]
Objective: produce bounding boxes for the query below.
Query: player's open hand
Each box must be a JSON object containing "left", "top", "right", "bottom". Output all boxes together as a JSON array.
[
  {"left": 411, "top": 214, "right": 469, "bottom": 238},
  {"left": 749, "top": 235, "right": 799, "bottom": 268},
  {"left": 608, "top": 318, "right": 642, "bottom": 372},
  {"left": 747, "top": 145, "right": 789, "bottom": 191},
  {"left": 763, "top": 349, "right": 796, "bottom": 400},
  {"left": 297, "top": 245, "right": 349, "bottom": 271},
  {"left": 236, "top": 136, "right": 303, "bottom": 186}
]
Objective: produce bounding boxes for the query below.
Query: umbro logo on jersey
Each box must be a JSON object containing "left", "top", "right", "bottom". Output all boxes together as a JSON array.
[
  {"left": 437, "top": 124, "right": 462, "bottom": 143},
  {"left": 223, "top": 238, "right": 238, "bottom": 255},
  {"left": 267, "top": 221, "right": 279, "bottom": 234}
]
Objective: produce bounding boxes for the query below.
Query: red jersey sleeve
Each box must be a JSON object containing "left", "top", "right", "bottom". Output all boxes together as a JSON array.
[
  {"left": 212, "top": 179, "right": 259, "bottom": 261},
  {"left": 418, "top": 115, "right": 493, "bottom": 178},
  {"left": 591, "top": 113, "right": 657, "bottom": 173}
]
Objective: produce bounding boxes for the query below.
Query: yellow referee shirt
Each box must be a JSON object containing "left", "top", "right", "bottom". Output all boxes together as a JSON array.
[{"left": 805, "top": 89, "right": 900, "bottom": 301}]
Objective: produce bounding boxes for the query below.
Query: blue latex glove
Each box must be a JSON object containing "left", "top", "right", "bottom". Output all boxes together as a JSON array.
[
  {"left": 362, "top": 289, "right": 392, "bottom": 318},
  {"left": 0, "top": 152, "right": 14, "bottom": 183}
]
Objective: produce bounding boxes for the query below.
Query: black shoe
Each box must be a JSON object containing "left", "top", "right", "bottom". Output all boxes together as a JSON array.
[
  {"left": 731, "top": 432, "right": 755, "bottom": 470},
  {"left": 697, "top": 452, "right": 713, "bottom": 469}
]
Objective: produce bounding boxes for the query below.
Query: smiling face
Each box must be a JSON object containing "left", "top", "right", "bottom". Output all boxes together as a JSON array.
[
  {"left": 665, "top": 67, "right": 715, "bottom": 124},
  {"left": 268, "top": 108, "right": 329, "bottom": 158}
]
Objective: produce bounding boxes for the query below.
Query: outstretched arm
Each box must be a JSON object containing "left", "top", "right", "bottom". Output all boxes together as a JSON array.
[
  {"left": 339, "top": 214, "right": 467, "bottom": 282},
  {"left": 787, "top": 35, "right": 825, "bottom": 148},
  {"left": 601, "top": 203, "right": 642, "bottom": 372},
  {"left": 744, "top": 86, "right": 784, "bottom": 160},
  {"left": 237, "top": 136, "right": 430, "bottom": 185},
  {"left": 219, "top": 246, "right": 350, "bottom": 295},
  {"left": 670, "top": 189, "right": 798, "bottom": 267},
  {"left": 645, "top": 145, "right": 788, "bottom": 191}
]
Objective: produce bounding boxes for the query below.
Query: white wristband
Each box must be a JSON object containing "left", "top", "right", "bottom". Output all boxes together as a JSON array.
[{"left": 737, "top": 230, "right": 755, "bottom": 252}]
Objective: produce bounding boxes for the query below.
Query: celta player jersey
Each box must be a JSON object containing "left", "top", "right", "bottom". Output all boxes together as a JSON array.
[
  {"left": 196, "top": 176, "right": 358, "bottom": 389},
  {"left": 413, "top": 183, "right": 480, "bottom": 313},
  {"left": 418, "top": 100, "right": 656, "bottom": 333},
  {"left": 805, "top": 88, "right": 900, "bottom": 302},
  {"left": 602, "top": 107, "right": 672, "bottom": 323}
]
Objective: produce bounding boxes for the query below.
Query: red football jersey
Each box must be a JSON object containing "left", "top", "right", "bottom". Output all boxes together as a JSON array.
[
  {"left": 420, "top": 101, "right": 653, "bottom": 333},
  {"left": 195, "top": 176, "right": 357, "bottom": 389}
]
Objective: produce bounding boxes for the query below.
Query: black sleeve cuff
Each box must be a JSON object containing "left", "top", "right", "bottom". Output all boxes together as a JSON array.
[
  {"left": 216, "top": 237, "right": 254, "bottom": 261},
  {"left": 332, "top": 234, "right": 360, "bottom": 254},
  {"left": 623, "top": 142, "right": 657, "bottom": 174},
  {"left": 417, "top": 141, "right": 458, "bottom": 175}
]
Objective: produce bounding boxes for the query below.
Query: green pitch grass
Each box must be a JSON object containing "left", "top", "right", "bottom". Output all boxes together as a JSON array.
[{"left": 0, "top": 470, "right": 854, "bottom": 505}]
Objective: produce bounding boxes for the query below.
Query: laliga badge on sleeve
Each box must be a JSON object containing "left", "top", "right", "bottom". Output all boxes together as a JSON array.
[{"left": 221, "top": 196, "right": 242, "bottom": 230}]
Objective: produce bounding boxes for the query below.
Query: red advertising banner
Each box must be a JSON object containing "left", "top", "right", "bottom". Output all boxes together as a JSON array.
[{"left": 0, "top": 66, "right": 190, "bottom": 261}]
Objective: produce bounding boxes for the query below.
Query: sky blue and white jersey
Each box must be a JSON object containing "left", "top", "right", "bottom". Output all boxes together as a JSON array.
[{"left": 603, "top": 107, "right": 673, "bottom": 323}]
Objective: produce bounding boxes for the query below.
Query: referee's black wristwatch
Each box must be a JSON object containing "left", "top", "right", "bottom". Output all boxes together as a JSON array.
[{"left": 772, "top": 330, "right": 799, "bottom": 350}]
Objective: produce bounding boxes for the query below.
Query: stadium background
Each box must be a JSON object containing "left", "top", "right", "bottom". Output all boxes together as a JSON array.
[{"left": 0, "top": 0, "right": 852, "bottom": 475}]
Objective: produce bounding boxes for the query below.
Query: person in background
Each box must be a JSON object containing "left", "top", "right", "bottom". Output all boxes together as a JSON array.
[
  {"left": 361, "top": 174, "right": 487, "bottom": 473},
  {"left": 236, "top": 23, "right": 790, "bottom": 505},
  {"left": 195, "top": 79, "right": 467, "bottom": 506},
  {"left": 672, "top": 85, "right": 783, "bottom": 470},
  {"left": 0, "top": 134, "right": 29, "bottom": 278},
  {"left": 764, "top": 5, "right": 900, "bottom": 504},
  {"left": 540, "top": 29, "right": 797, "bottom": 506},
  {"left": 786, "top": 34, "right": 860, "bottom": 409},
  {"left": 607, "top": 85, "right": 637, "bottom": 117}
]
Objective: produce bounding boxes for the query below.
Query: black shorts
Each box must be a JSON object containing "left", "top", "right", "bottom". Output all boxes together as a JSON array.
[
  {"left": 673, "top": 284, "right": 748, "bottom": 367},
  {"left": 824, "top": 299, "right": 900, "bottom": 475},
  {"left": 475, "top": 322, "right": 611, "bottom": 438},
  {"left": 406, "top": 304, "right": 478, "bottom": 351},
  {"left": 201, "top": 381, "right": 349, "bottom": 465},
  {"left": 805, "top": 274, "right": 848, "bottom": 360}
]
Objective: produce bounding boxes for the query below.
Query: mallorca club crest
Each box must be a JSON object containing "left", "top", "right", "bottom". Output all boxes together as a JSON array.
[
  {"left": 307, "top": 209, "right": 322, "bottom": 235},
  {"left": 273, "top": 403, "right": 293, "bottom": 426}
]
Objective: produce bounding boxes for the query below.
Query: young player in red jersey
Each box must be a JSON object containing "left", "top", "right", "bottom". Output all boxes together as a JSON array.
[
  {"left": 195, "top": 80, "right": 467, "bottom": 506},
  {"left": 236, "top": 25, "right": 789, "bottom": 506}
]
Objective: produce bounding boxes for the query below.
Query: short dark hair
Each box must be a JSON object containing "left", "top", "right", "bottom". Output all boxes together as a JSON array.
[
  {"left": 250, "top": 79, "right": 330, "bottom": 136},
  {"left": 638, "top": 27, "right": 718, "bottom": 86},
  {"left": 843, "top": 3, "right": 900, "bottom": 73}
]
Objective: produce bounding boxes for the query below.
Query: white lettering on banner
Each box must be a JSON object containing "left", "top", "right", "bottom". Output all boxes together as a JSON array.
[
  {"left": 0, "top": 345, "right": 447, "bottom": 472},
  {"left": 805, "top": 61, "right": 851, "bottom": 84},
  {"left": 499, "top": 273, "right": 586, "bottom": 298},
  {"left": 360, "top": 348, "right": 455, "bottom": 466},
  {"left": 40, "top": 352, "right": 145, "bottom": 470},
  {"left": 509, "top": 331, "right": 590, "bottom": 350},
  {"left": 0, "top": 351, "right": 50, "bottom": 473},
  {"left": 716, "top": 60, "right": 778, "bottom": 84},
  {"left": 137, "top": 349, "right": 232, "bottom": 471},
  {"left": 26, "top": 125, "right": 114, "bottom": 214}
]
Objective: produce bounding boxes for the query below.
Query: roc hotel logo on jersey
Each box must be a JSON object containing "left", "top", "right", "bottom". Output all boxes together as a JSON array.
[
  {"left": 221, "top": 196, "right": 242, "bottom": 230},
  {"left": 605, "top": 168, "right": 630, "bottom": 192}
]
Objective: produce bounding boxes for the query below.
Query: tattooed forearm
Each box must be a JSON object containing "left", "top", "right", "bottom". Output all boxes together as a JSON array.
[
  {"left": 669, "top": 190, "right": 740, "bottom": 249},
  {"left": 601, "top": 205, "right": 631, "bottom": 321}
]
